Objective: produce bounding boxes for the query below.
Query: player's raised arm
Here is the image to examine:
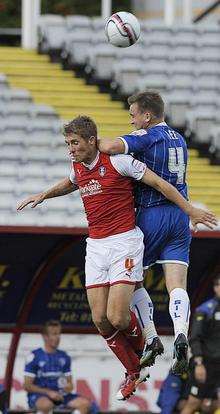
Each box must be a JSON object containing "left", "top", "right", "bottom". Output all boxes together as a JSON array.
[
  {"left": 98, "top": 137, "right": 125, "bottom": 155},
  {"left": 17, "top": 177, "right": 77, "bottom": 211},
  {"left": 141, "top": 169, "right": 218, "bottom": 230}
]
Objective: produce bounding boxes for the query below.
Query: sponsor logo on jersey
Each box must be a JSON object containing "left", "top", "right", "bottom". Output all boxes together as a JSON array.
[
  {"left": 99, "top": 166, "right": 106, "bottom": 177},
  {"left": 131, "top": 158, "right": 146, "bottom": 174},
  {"left": 39, "top": 361, "right": 46, "bottom": 367},
  {"left": 80, "top": 179, "right": 102, "bottom": 197}
]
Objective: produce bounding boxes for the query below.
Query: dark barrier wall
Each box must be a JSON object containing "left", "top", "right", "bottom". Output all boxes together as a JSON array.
[{"left": 0, "top": 227, "right": 220, "bottom": 331}]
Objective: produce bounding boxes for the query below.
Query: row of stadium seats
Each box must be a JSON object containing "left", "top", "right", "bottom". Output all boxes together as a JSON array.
[
  {"left": 0, "top": 61, "right": 87, "bottom": 227},
  {"left": 37, "top": 14, "right": 220, "bottom": 55},
  {"left": 0, "top": 45, "right": 220, "bottom": 226},
  {"left": 0, "top": 101, "right": 57, "bottom": 120},
  {"left": 0, "top": 47, "right": 130, "bottom": 138},
  {"left": 37, "top": 16, "right": 220, "bottom": 153}
]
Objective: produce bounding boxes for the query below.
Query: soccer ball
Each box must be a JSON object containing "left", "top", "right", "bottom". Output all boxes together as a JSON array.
[{"left": 105, "top": 11, "right": 140, "bottom": 48}]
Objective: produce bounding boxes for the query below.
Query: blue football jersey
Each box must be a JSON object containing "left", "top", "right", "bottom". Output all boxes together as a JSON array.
[
  {"left": 24, "top": 348, "right": 71, "bottom": 393},
  {"left": 120, "top": 122, "right": 188, "bottom": 208}
]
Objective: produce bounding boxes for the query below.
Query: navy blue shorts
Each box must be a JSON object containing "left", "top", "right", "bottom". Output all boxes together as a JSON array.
[
  {"left": 136, "top": 204, "right": 192, "bottom": 269},
  {"left": 28, "top": 392, "right": 79, "bottom": 409}
]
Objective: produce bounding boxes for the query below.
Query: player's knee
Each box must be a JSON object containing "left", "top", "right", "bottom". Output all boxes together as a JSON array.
[
  {"left": 185, "top": 396, "right": 201, "bottom": 411},
  {"left": 201, "top": 399, "right": 212, "bottom": 414},
  {"left": 92, "top": 312, "right": 108, "bottom": 331},
  {"left": 107, "top": 311, "right": 129, "bottom": 330},
  {"left": 79, "top": 398, "right": 91, "bottom": 413},
  {"left": 35, "top": 398, "right": 53, "bottom": 412},
  {"left": 69, "top": 397, "right": 91, "bottom": 414}
]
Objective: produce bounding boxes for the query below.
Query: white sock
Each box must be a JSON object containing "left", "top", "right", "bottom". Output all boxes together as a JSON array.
[
  {"left": 169, "top": 288, "right": 190, "bottom": 340},
  {"left": 131, "top": 287, "right": 158, "bottom": 344}
]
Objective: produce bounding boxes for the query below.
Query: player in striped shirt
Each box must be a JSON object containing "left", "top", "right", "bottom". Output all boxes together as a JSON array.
[
  {"left": 18, "top": 116, "right": 216, "bottom": 399},
  {"left": 98, "top": 90, "right": 217, "bottom": 375},
  {"left": 24, "top": 320, "right": 98, "bottom": 414}
]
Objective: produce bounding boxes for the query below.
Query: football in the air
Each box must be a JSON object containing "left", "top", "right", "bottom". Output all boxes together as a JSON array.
[{"left": 105, "top": 11, "right": 141, "bottom": 48}]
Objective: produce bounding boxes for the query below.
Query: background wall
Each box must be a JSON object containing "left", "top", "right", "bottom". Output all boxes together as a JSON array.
[{"left": 0, "top": 333, "right": 173, "bottom": 412}]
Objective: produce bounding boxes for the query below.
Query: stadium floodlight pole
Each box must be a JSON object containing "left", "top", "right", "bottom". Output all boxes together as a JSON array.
[
  {"left": 101, "top": 0, "right": 112, "bottom": 19},
  {"left": 183, "top": 0, "right": 192, "bottom": 23},
  {"left": 164, "top": 0, "right": 175, "bottom": 26},
  {"left": 22, "top": 0, "right": 41, "bottom": 49}
]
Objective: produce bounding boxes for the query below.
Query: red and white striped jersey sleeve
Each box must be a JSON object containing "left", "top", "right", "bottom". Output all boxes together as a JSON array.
[
  {"left": 110, "top": 154, "right": 147, "bottom": 180},
  {"left": 69, "top": 164, "right": 78, "bottom": 185}
]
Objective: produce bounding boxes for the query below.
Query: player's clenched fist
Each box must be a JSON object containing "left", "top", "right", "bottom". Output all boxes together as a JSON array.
[{"left": 17, "top": 193, "right": 46, "bottom": 210}]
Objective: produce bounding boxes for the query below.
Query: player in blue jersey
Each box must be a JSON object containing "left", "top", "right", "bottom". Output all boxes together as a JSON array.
[
  {"left": 98, "top": 91, "right": 217, "bottom": 375},
  {"left": 24, "top": 320, "right": 99, "bottom": 414}
]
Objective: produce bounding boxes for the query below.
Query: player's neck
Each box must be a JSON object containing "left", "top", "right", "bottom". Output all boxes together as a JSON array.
[
  {"left": 44, "top": 345, "right": 57, "bottom": 353},
  {"left": 144, "top": 118, "right": 165, "bottom": 129},
  {"left": 82, "top": 149, "right": 99, "bottom": 165}
]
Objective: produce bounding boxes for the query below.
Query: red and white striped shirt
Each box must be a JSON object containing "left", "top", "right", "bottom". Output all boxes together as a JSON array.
[{"left": 70, "top": 152, "right": 146, "bottom": 238}]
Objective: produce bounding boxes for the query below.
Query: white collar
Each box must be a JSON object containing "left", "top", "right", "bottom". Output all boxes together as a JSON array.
[
  {"left": 82, "top": 151, "right": 100, "bottom": 170},
  {"left": 153, "top": 121, "right": 167, "bottom": 127}
]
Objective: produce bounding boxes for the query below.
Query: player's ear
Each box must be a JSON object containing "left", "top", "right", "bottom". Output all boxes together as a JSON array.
[
  {"left": 89, "top": 136, "right": 96, "bottom": 145},
  {"left": 145, "top": 112, "right": 151, "bottom": 122}
]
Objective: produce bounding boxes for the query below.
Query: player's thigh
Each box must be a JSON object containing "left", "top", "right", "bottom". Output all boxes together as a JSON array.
[
  {"left": 162, "top": 262, "right": 188, "bottom": 293},
  {"left": 158, "top": 208, "right": 192, "bottom": 272},
  {"left": 85, "top": 237, "right": 109, "bottom": 288},
  {"left": 35, "top": 396, "right": 54, "bottom": 411},
  {"left": 107, "top": 283, "right": 135, "bottom": 328},
  {"left": 87, "top": 285, "right": 109, "bottom": 325},
  {"left": 67, "top": 395, "right": 90, "bottom": 413},
  {"left": 108, "top": 226, "right": 144, "bottom": 285},
  {"left": 136, "top": 207, "right": 165, "bottom": 268}
]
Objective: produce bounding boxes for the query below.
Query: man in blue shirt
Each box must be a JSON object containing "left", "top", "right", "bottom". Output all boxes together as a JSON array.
[
  {"left": 99, "top": 91, "right": 215, "bottom": 374},
  {"left": 24, "top": 320, "right": 99, "bottom": 414},
  {"left": 181, "top": 274, "right": 220, "bottom": 414},
  {"left": 157, "top": 370, "right": 190, "bottom": 414},
  {"left": 0, "top": 384, "right": 7, "bottom": 414}
]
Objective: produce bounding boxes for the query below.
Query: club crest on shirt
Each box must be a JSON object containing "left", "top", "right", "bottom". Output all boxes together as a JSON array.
[
  {"left": 99, "top": 166, "right": 106, "bottom": 177},
  {"left": 59, "top": 358, "right": 66, "bottom": 366}
]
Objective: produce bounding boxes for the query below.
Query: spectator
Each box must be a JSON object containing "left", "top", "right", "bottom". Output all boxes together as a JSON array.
[
  {"left": 181, "top": 274, "right": 220, "bottom": 414},
  {"left": 24, "top": 320, "right": 99, "bottom": 414},
  {"left": 157, "top": 370, "right": 190, "bottom": 414},
  {"left": 0, "top": 384, "right": 7, "bottom": 414}
]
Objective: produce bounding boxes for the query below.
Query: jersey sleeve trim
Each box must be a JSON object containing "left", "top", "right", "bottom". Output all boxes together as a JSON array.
[
  {"left": 136, "top": 166, "right": 146, "bottom": 181},
  {"left": 69, "top": 165, "right": 77, "bottom": 185},
  {"left": 64, "top": 372, "right": 72, "bottom": 376},
  {"left": 118, "top": 137, "right": 129, "bottom": 154},
  {"left": 24, "top": 371, "right": 36, "bottom": 377},
  {"left": 110, "top": 154, "right": 147, "bottom": 180}
]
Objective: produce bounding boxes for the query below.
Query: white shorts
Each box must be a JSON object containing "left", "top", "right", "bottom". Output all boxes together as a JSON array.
[{"left": 85, "top": 226, "right": 144, "bottom": 289}]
